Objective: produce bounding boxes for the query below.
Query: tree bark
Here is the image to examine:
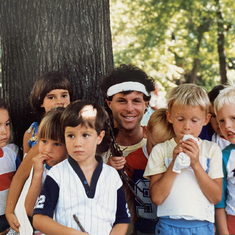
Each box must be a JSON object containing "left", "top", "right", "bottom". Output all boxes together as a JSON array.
[
  {"left": 0, "top": 0, "right": 113, "bottom": 148},
  {"left": 215, "top": 0, "right": 228, "bottom": 84}
]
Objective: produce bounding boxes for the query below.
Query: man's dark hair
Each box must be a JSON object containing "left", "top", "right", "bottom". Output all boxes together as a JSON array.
[{"left": 100, "top": 64, "right": 155, "bottom": 101}]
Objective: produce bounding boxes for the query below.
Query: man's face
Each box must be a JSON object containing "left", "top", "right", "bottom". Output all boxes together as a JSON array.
[{"left": 107, "top": 91, "right": 148, "bottom": 131}]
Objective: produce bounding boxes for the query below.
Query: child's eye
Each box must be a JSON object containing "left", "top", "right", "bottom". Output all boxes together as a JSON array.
[
  {"left": 47, "top": 96, "right": 54, "bottom": 100},
  {"left": 6, "top": 121, "right": 10, "bottom": 127},
  {"left": 62, "top": 94, "right": 68, "bottom": 98},
  {"left": 54, "top": 142, "right": 62, "bottom": 147},
  {"left": 41, "top": 139, "right": 48, "bottom": 144},
  {"left": 232, "top": 117, "right": 235, "bottom": 120},
  {"left": 219, "top": 119, "right": 224, "bottom": 123},
  {"left": 192, "top": 119, "right": 198, "bottom": 123},
  {"left": 67, "top": 134, "right": 74, "bottom": 138},
  {"left": 210, "top": 114, "right": 216, "bottom": 119},
  {"left": 83, "top": 133, "right": 89, "bottom": 138}
]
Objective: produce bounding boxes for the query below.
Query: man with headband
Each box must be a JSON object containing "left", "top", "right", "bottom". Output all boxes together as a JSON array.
[{"left": 101, "top": 64, "right": 155, "bottom": 234}]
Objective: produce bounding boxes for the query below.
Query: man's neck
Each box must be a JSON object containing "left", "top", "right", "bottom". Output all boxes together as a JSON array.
[{"left": 115, "top": 126, "right": 144, "bottom": 146}]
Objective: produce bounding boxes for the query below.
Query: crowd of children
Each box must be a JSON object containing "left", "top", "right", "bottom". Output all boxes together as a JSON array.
[{"left": 1, "top": 66, "right": 235, "bottom": 235}]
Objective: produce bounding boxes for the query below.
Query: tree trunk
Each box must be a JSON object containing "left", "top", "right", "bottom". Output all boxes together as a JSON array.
[
  {"left": 215, "top": 0, "right": 228, "bottom": 84},
  {"left": 0, "top": 0, "right": 113, "bottom": 148},
  {"left": 186, "top": 17, "right": 211, "bottom": 84}
]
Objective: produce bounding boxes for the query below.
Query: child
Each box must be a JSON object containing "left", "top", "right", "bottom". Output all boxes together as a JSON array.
[
  {"left": 214, "top": 84, "right": 235, "bottom": 234},
  {"left": 125, "top": 108, "right": 174, "bottom": 235},
  {"left": 208, "top": 85, "right": 230, "bottom": 149},
  {"left": 22, "top": 108, "right": 67, "bottom": 234},
  {"left": 200, "top": 84, "right": 230, "bottom": 149},
  {"left": 5, "top": 71, "right": 72, "bottom": 233},
  {"left": 23, "top": 71, "right": 73, "bottom": 155},
  {"left": 0, "top": 99, "right": 20, "bottom": 234},
  {"left": 144, "top": 84, "right": 223, "bottom": 235},
  {"left": 33, "top": 100, "right": 130, "bottom": 235}
]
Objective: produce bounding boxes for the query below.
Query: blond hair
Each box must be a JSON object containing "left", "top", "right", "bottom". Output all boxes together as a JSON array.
[
  {"left": 167, "top": 84, "right": 210, "bottom": 113},
  {"left": 214, "top": 83, "right": 235, "bottom": 115},
  {"left": 38, "top": 107, "right": 65, "bottom": 143},
  {"left": 147, "top": 108, "right": 174, "bottom": 141}
]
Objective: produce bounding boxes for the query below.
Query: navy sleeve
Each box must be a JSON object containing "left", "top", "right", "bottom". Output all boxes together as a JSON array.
[
  {"left": 114, "top": 186, "right": 131, "bottom": 225},
  {"left": 33, "top": 175, "right": 59, "bottom": 218},
  {"left": 15, "top": 156, "right": 21, "bottom": 169},
  {"left": 199, "top": 123, "right": 214, "bottom": 141}
]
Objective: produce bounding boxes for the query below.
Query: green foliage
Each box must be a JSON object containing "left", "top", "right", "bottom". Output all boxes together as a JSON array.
[{"left": 111, "top": 0, "right": 235, "bottom": 91}]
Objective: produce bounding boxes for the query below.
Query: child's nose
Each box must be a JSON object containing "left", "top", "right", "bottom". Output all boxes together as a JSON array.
[
  {"left": 184, "top": 121, "right": 190, "bottom": 130},
  {"left": 45, "top": 144, "right": 52, "bottom": 152},
  {"left": 56, "top": 97, "right": 65, "bottom": 105},
  {"left": 0, "top": 126, "right": 7, "bottom": 135},
  {"left": 74, "top": 137, "right": 82, "bottom": 146},
  {"left": 225, "top": 120, "right": 231, "bottom": 129}
]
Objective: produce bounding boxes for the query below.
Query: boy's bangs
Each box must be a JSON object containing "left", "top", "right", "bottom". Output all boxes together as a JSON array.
[
  {"left": 77, "top": 116, "right": 96, "bottom": 129},
  {"left": 39, "top": 125, "right": 63, "bottom": 143}
]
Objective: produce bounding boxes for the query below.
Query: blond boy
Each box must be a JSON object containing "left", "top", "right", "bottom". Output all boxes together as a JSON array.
[
  {"left": 214, "top": 84, "right": 235, "bottom": 235},
  {"left": 144, "top": 84, "right": 223, "bottom": 235}
]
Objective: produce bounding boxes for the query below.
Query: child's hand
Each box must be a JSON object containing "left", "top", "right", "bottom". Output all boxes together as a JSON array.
[
  {"left": 107, "top": 156, "right": 126, "bottom": 170},
  {"left": 32, "top": 154, "right": 50, "bottom": 173},
  {"left": 181, "top": 138, "right": 200, "bottom": 168},
  {"left": 173, "top": 141, "right": 183, "bottom": 160},
  {"left": 0, "top": 229, "right": 9, "bottom": 235},
  {"left": 5, "top": 213, "right": 20, "bottom": 233}
]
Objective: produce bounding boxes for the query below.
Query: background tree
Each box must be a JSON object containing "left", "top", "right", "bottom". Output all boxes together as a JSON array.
[
  {"left": 0, "top": 0, "right": 113, "bottom": 149},
  {"left": 111, "top": 0, "right": 235, "bottom": 91}
]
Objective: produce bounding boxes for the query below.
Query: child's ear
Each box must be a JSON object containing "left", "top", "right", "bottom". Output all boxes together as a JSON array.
[
  {"left": 166, "top": 110, "right": 173, "bottom": 123},
  {"left": 203, "top": 113, "right": 211, "bottom": 126},
  {"left": 97, "top": 130, "right": 105, "bottom": 145},
  {"left": 143, "top": 126, "right": 148, "bottom": 138}
]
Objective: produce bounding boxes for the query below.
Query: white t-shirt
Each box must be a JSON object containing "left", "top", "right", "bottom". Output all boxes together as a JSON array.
[
  {"left": 144, "top": 138, "right": 223, "bottom": 223},
  {"left": 211, "top": 132, "right": 230, "bottom": 150}
]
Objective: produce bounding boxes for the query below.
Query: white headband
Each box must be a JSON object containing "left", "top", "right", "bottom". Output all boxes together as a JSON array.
[{"left": 107, "top": 82, "right": 150, "bottom": 97}]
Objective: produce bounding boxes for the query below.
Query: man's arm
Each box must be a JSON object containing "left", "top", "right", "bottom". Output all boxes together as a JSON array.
[{"left": 107, "top": 156, "right": 126, "bottom": 170}]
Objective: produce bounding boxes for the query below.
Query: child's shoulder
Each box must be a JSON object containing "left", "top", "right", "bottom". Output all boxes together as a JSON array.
[
  {"left": 153, "top": 138, "right": 175, "bottom": 150},
  {"left": 199, "top": 139, "right": 223, "bottom": 160},
  {"left": 199, "top": 138, "right": 221, "bottom": 149},
  {"left": 103, "top": 162, "right": 120, "bottom": 175},
  {"left": 2, "top": 144, "right": 18, "bottom": 157},
  {"left": 5, "top": 143, "right": 19, "bottom": 154},
  {"left": 222, "top": 143, "right": 235, "bottom": 152},
  {"left": 222, "top": 144, "right": 235, "bottom": 162}
]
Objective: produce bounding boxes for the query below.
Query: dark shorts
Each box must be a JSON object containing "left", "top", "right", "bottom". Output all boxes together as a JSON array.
[{"left": 0, "top": 214, "right": 10, "bottom": 232}]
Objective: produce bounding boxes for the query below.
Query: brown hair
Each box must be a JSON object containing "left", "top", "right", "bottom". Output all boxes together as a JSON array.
[{"left": 30, "top": 71, "right": 73, "bottom": 115}]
